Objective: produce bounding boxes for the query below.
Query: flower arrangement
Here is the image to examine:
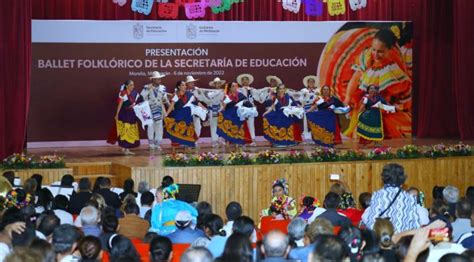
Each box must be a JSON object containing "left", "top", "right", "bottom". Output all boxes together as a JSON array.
[
  {"left": 226, "top": 151, "right": 253, "bottom": 165},
  {"left": 189, "top": 152, "right": 223, "bottom": 166},
  {"left": 163, "top": 153, "right": 189, "bottom": 167},
  {"left": 339, "top": 150, "right": 366, "bottom": 161},
  {"left": 448, "top": 142, "right": 472, "bottom": 156},
  {"left": 367, "top": 147, "right": 395, "bottom": 160},
  {"left": 423, "top": 144, "right": 449, "bottom": 158},
  {"left": 311, "top": 147, "right": 339, "bottom": 162},
  {"left": 2, "top": 153, "right": 33, "bottom": 169},
  {"left": 255, "top": 150, "right": 281, "bottom": 164},
  {"left": 35, "top": 155, "right": 65, "bottom": 168},
  {"left": 396, "top": 145, "right": 422, "bottom": 159},
  {"left": 282, "top": 150, "right": 310, "bottom": 163}
]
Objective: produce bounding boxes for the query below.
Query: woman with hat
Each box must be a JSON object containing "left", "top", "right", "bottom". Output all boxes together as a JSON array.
[
  {"left": 262, "top": 75, "right": 282, "bottom": 111},
  {"left": 216, "top": 81, "right": 252, "bottom": 146},
  {"left": 356, "top": 84, "right": 390, "bottom": 145},
  {"left": 262, "top": 85, "right": 303, "bottom": 147},
  {"left": 140, "top": 71, "right": 168, "bottom": 150},
  {"left": 236, "top": 73, "right": 258, "bottom": 146},
  {"left": 207, "top": 77, "right": 226, "bottom": 147},
  {"left": 300, "top": 75, "right": 320, "bottom": 143},
  {"left": 113, "top": 80, "right": 142, "bottom": 155},
  {"left": 306, "top": 85, "right": 345, "bottom": 147},
  {"left": 164, "top": 80, "right": 199, "bottom": 147}
]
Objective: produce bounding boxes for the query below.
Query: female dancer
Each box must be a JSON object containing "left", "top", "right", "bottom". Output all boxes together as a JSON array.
[
  {"left": 114, "top": 80, "right": 141, "bottom": 155},
  {"left": 357, "top": 85, "right": 391, "bottom": 145}
]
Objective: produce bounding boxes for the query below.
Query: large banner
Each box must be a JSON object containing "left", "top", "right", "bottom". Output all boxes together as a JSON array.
[{"left": 29, "top": 20, "right": 413, "bottom": 144}]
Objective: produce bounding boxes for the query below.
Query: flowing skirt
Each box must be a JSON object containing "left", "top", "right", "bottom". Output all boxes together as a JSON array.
[
  {"left": 306, "top": 109, "right": 337, "bottom": 147},
  {"left": 357, "top": 109, "right": 383, "bottom": 141},
  {"left": 164, "top": 107, "right": 196, "bottom": 147},
  {"left": 217, "top": 108, "right": 251, "bottom": 145},
  {"left": 117, "top": 108, "right": 140, "bottom": 148},
  {"left": 263, "top": 109, "right": 302, "bottom": 146}
]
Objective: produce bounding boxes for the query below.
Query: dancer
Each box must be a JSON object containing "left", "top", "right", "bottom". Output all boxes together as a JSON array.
[
  {"left": 216, "top": 82, "right": 252, "bottom": 146},
  {"left": 306, "top": 85, "right": 345, "bottom": 147},
  {"left": 185, "top": 76, "right": 207, "bottom": 142},
  {"left": 164, "top": 81, "right": 198, "bottom": 147},
  {"left": 260, "top": 179, "right": 297, "bottom": 219},
  {"left": 262, "top": 85, "right": 303, "bottom": 147},
  {"left": 114, "top": 80, "right": 141, "bottom": 155},
  {"left": 140, "top": 71, "right": 168, "bottom": 150},
  {"left": 262, "top": 75, "right": 282, "bottom": 111},
  {"left": 207, "top": 77, "right": 226, "bottom": 147},
  {"left": 300, "top": 75, "right": 320, "bottom": 143},
  {"left": 236, "top": 73, "right": 258, "bottom": 146}
]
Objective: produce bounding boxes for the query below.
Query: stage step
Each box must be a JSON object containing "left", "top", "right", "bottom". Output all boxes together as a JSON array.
[{"left": 65, "top": 162, "right": 127, "bottom": 187}]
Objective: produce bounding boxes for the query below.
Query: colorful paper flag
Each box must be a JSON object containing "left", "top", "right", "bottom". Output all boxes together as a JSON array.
[
  {"left": 158, "top": 3, "right": 179, "bottom": 19},
  {"left": 185, "top": 2, "right": 206, "bottom": 18},
  {"left": 349, "top": 0, "right": 367, "bottom": 11},
  {"left": 131, "top": 0, "right": 155, "bottom": 15},
  {"left": 327, "top": 0, "right": 346, "bottom": 16},
  {"left": 305, "top": 0, "right": 323, "bottom": 16}
]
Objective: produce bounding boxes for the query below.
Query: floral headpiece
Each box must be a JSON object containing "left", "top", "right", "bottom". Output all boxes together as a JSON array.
[
  {"left": 272, "top": 178, "right": 289, "bottom": 196},
  {"left": 299, "top": 195, "right": 320, "bottom": 209},
  {"left": 3, "top": 189, "right": 33, "bottom": 210},
  {"left": 339, "top": 192, "right": 356, "bottom": 210},
  {"left": 163, "top": 184, "right": 179, "bottom": 200}
]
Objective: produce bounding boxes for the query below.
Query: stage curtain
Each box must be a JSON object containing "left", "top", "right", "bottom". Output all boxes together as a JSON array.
[{"left": 0, "top": 0, "right": 32, "bottom": 159}]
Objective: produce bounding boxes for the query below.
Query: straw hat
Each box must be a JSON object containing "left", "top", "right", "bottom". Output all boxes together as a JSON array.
[
  {"left": 209, "top": 77, "right": 226, "bottom": 87},
  {"left": 185, "top": 75, "right": 199, "bottom": 83},
  {"left": 302, "top": 75, "right": 319, "bottom": 88},
  {"left": 149, "top": 71, "right": 166, "bottom": 79},
  {"left": 266, "top": 75, "right": 282, "bottom": 85},
  {"left": 236, "top": 73, "right": 254, "bottom": 86}
]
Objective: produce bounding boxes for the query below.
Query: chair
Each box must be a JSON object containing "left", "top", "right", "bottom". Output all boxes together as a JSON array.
[
  {"left": 134, "top": 242, "right": 151, "bottom": 261},
  {"left": 171, "top": 243, "right": 191, "bottom": 262},
  {"left": 259, "top": 216, "right": 290, "bottom": 236},
  {"left": 333, "top": 226, "right": 341, "bottom": 235}
]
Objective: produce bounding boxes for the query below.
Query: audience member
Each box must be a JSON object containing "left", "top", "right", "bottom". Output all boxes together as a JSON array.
[
  {"left": 144, "top": 232, "right": 159, "bottom": 243},
  {"left": 30, "top": 238, "right": 56, "bottom": 262},
  {"left": 308, "top": 234, "right": 348, "bottom": 262},
  {"left": 2, "top": 171, "right": 15, "bottom": 186},
  {"left": 96, "top": 178, "right": 121, "bottom": 209},
  {"left": 23, "top": 178, "right": 37, "bottom": 197},
  {"left": 359, "top": 192, "right": 372, "bottom": 210},
  {"left": 289, "top": 218, "right": 333, "bottom": 262},
  {"left": 318, "top": 192, "right": 351, "bottom": 227},
  {"left": 119, "top": 178, "right": 138, "bottom": 201},
  {"left": 79, "top": 236, "right": 103, "bottom": 262},
  {"left": 287, "top": 217, "right": 307, "bottom": 247},
  {"left": 223, "top": 201, "right": 242, "bottom": 236},
  {"left": 444, "top": 186, "right": 461, "bottom": 219},
  {"left": 109, "top": 234, "right": 141, "bottom": 262},
  {"left": 433, "top": 186, "right": 446, "bottom": 201},
  {"left": 216, "top": 233, "right": 253, "bottom": 262},
  {"left": 339, "top": 226, "right": 364, "bottom": 262},
  {"left": 362, "top": 163, "right": 420, "bottom": 233},
  {"left": 299, "top": 196, "right": 325, "bottom": 222},
  {"left": 166, "top": 211, "right": 205, "bottom": 244},
  {"left": 4, "top": 248, "right": 42, "bottom": 262},
  {"left": 68, "top": 177, "right": 92, "bottom": 214},
  {"left": 92, "top": 177, "right": 104, "bottom": 193},
  {"left": 373, "top": 218, "right": 397, "bottom": 262},
  {"left": 452, "top": 198, "right": 473, "bottom": 241},
  {"left": 261, "top": 230, "right": 292, "bottom": 261},
  {"left": 161, "top": 176, "right": 174, "bottom": 189},
  {"left": 80, "top": 206, "right": 101, "bottom": 237},
  {"left": 11, "top": 223, "right": 36, "bottom": 248},
  {"left": 197, "top": 214, "right": 227, "bottom": 258},
  {"left": 99, "top": 214, "right": 119, "bottom": 251},
  {"left": 52, "top": 224, "right": 82, "bottom": 262},
  {"left": 196, "top": 201, "right": 213, "bottom": 230},
  {"left": 407, "top": 187, "right": 430, "bottom": 226},
  {"left": 149, "top": 236, "right": 173, "bottom": 262},
  {"left": 35, "top": 186, "right": 54, "bottom": 213},
  {"left": 429, "top": 199, "right": 453, "bottom": 230},
  {"left": 181, "top": 247, "right": 213, "bottom": 262},
  {"left": 37, "top": 213, "right": 60, "bottom": 241},
  {"left": 232, "top": 216, "right": 256, "bottom": 240},
  {"left": 140, "top": 191, "right": 154, "bottom": 218},
  {"left": 118, "top": 203, "right": 149, "bottom": 239},
  {"left": 60, "top": 174, "right": 74, "bottom": 188},
  {"left": 52, "top": 195, "right": 74, "bottom": 225}
]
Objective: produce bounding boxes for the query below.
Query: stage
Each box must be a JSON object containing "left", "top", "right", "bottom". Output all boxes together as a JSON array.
[{"left": 22, "top": 138, "right": 474, "bottom": 222}]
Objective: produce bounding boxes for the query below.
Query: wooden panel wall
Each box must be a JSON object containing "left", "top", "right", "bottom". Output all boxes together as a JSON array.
[
  {"left": 12, "top": 168, "right": 74, "bottom": 185},
  {"left": 131, "top": 156, "right": 474, "bottom": 222}
]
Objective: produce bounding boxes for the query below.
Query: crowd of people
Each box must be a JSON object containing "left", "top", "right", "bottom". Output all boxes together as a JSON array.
[
  {"left": 1, "top": 163, "right": 473, "bottom": 262},
  {"left": 108, "top": 28, "right": 408, "bottom": 154}
]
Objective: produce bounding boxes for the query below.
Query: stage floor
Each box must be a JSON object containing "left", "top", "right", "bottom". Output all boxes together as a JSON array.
[{"left": 27, "top": 138, "right": 473, "bottom": 168}]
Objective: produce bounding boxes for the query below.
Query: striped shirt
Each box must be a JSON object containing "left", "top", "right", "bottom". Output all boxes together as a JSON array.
[{"left": 362, "top": 186, "right": 420, "bottom": 233}]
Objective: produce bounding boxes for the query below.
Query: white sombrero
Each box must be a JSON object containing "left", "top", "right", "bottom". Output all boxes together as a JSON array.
[
  {"left": 236, "top": 73, "right": 254, "bottom": 86},
  {"left": 266, "top": 75, "right": 282, "bottom": 86},
  {"left": 302, "top": 75, "right": 319, "bottom": 88},
  {"left": 149, "top": 71, "right": 166, "bottom": 79},
  {"left": 185, "top": 75, "right": 199, "bottom": 83},
  {"left": 209, "top": 77, "right": 226, "bottom": 87}
]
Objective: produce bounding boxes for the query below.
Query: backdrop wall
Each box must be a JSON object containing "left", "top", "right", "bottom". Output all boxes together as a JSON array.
[{"left": 1, "top": 0, "right": 473, "bottom": 157}]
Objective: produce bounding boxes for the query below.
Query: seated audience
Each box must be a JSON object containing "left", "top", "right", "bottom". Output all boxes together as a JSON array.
[
  {"left": 52, "top": 195, "right": 74, "bottom": 225},
  {"left": 37, "top": 213, "right": 60, "bottom": 241},
  {"left": 2, "top": 171, "right": 15, "bottom": 186},
  {"left": 4, "top": 248, "right": 42, "bottom": 262},
  {"left": 407, "top": 187, "right": 430, "bottom": 226},
  {"left": 338, "top": 226, "right": 365, "bottom": 261},
  {"left": 429, "top": 199, "right": 453, "bottom": 230},
  {"left": 68, "top": 178, "right": 92, "bottom": 215},
  {"left": 232, "top": 216, "right": 256, "bottom": 241},
  {"left": 140, "top": 191, "right": 154, "bottom": 219},
  {"left": 181, "top": 247, "right": 213, "bottom": 262},
  {"left": 52, "top": 224, "right": 82, "bottom": 262},
  {"left": 35, "top": 186, "right": 54, "bottom": 213},
  {"left": 79, "top": 236, "right": 103, "bottom": 262},
  {"left": 308, "top": 234, "right": 348, "bottom": 262},
  {"left": 138, "top": 181, "right": 151, "bottom": 194},
  {"left": 261, "top": 230, "right": 292, "bottom": 261},
  {"left": 60, "top": 174, "right": 75, "bottom": 188},
  {"left": 166, "top": 211, "right": 205, "bottom": 244},
  {"left": 144, "top": 232, "right": 159, "bottom": 243},
  {"left": 119, "top": 178, "right": 138, "bottom": 201},
  {"left": 358, "top": 192, "right": 372, "bottom": 211},
  {"left": 373, "top": 218, "right": 397, "bottom": 262},
  {"left": 298, "top": 196, "right": 325, "bottom": 222},
  {"left": 216, "top": 233, "right": 253, "bottom": 262},
  {"left": 195, "top": 214, "right": 227, "bottom": 258},
  {"left": 99, "top": 214, "right": 119, "bottom": 251},
  {"left": 289, "top": 218, "right": 334, "bottom": 262},
  {"left": 30, "top": 238, "right": 56, "bottom": 262},
  {"left": 433, "top": 186, "right": 446, "bottom": 201},
  {"left": 223, "top": 201, "right": 242, "bottom": 236},
  {"left": 118, "top": 203, "right": 149, "bottom": 240},
  {"left": 287, "top": 217, "right": 307, "bottom": 248},
  {"left": 96, "top": 177, "right": 121, "bottom": 209},
  {"left": 318, "top": 192, "right": 351, "bottom": 227},
  {"left": 444, "top": 186, "right": 461, "bottom": 219},
  {"left": 362, "top": 163, "right": 420, "bottom": 233},
  {"left": 452, "top": 198, "right": 473, "bottom": 242},
  {"left": 109, "top": 234, "right": 141, "bottom": 262},
  {"left": 92, "top": 177, "right": 104, "bottom": 193},
  {"left": 196, "top": 201, "right": 213, "bottom": 230},
  {"left": 80, "top": 206, "right": 101, "bottom": 237},
  {"left": 150, "top": 236, "right": 173, "bottom": 262},
  {"left": 161, "top": 176, "right": 175, "bottom": 189}
]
